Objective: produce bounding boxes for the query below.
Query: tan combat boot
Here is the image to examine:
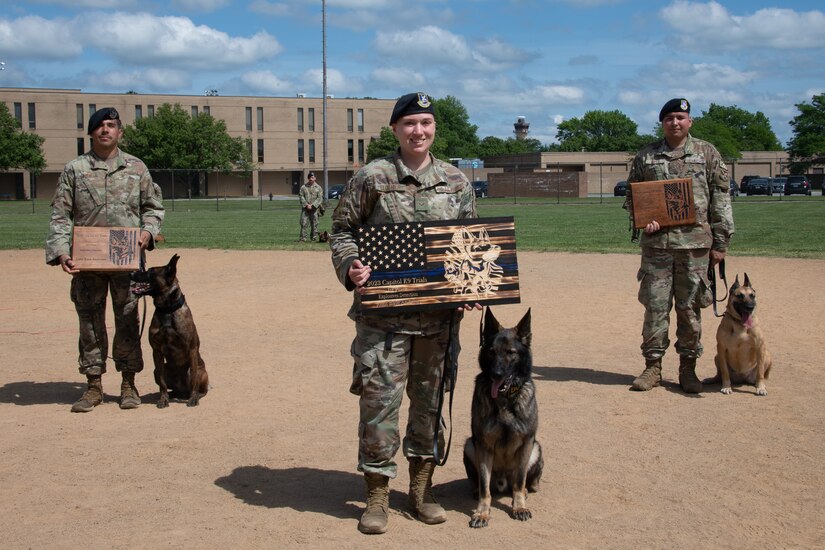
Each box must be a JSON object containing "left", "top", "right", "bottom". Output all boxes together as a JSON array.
[
  {"left": 408, "top": 457, "right": 447, "bottom": 524},
  {"left": 631, "top": 358, "right": 662, "bottom": 391},
  {"left": 71, "top": 375, "right": 103, "bottom": 413},
  {"left": 358, "top": 473, "right": 390, "bottom": 534},
  {"left": 679, "top": 356, "right": 703, "bottom": 394},
  {"left": 119, "top": 372, "right": 141, "bottom": 409}
]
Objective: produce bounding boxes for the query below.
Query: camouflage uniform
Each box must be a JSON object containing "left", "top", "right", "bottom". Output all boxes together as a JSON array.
[
  {"left": 299, "top": 182, "right": 324, "bottom": 241},
  {"left": 626, "top": 134, "right": 734, "bottom": 360},
  {"left": 330, "top": 151, "right": 477, "bottom": 478},
  {"left": 45, "top": 149, "right": 164, "bottom": 375}
]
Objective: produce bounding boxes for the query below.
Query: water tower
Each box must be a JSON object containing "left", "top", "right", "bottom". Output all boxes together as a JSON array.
[{"left": 514, "top": 116, "right": 529, "bottom": 140}]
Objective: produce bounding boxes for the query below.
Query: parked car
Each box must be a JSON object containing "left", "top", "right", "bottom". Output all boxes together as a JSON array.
[
  {"left": 784, "top": 175, "right": 811, "bottom": 195},
  {"left": 729, "top": 179, "right": 739, "bottom": 197},
  {"left": 327, "top": 184, "right": 345, "bottom": 200},
  {"left": 739, "top": 175, "right": 760, "bottom": 194},
  {"left": 769, "top": 177, "right": 787, "bottom": 194},
  {"left": 471, "top": 180, "right": 488, "bottom": 198},
  {"left": 613, "top": 180, "right": 628, "bottom": 196},
  {"left": 745, "top": 177, "right": 771, "bottom": 195}
]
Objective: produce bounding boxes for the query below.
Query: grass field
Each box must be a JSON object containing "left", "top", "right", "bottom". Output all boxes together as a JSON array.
[{"left": 2, "top": 195, "right": 823, "bottom": 258}]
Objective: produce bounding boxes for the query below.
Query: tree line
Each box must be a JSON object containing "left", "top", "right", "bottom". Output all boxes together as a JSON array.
[{"left": 1, "top": 94, "right": 823, "bottom": 177}]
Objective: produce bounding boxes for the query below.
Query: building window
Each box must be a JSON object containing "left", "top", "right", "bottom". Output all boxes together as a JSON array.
[
  {"left": 89, "top": 104, "right": 96, "bottom": 117},
  {"left": 191, "top": 106, "right": 198, "bottom": 117},
  {"left": 357, "top": 109, "right": 364, "bottom": 132},
  {"left": 308, "top": 108, "right": 315, "bottom": 132},
  {"left": 28, "top": 103, "right": 36, "bottom": 129},
  {"left": 13, "top": 102, "right": 22, "bottom": 125},
  {"left": 358, "top": 139, "right": 365, "bottom": 164},
  {"left": 347, "top": 109, "right": 354, "bottom": 132},
  {"left": 347, "top": 140, "right": 354, "bottom": 163},
  {"left": 203, "top": 105, "right": 210, "bottom": 115},
  {"left": 257, "top": 107, "right": 264, "bottom": 131},
  {"left": 297, "top": 108, "right": 304, "bottom": 132},
  {"left": 257, "top": 139, "right": 264, "bottom": 163},
  {"left": 148, "top": 105, "right": 155, "bottom": 117},
  {"left": 76, "top": 104, "right": 84, "bottom": 129},
  {"left": 77, "top": 138, "right": 84, "bottom": 156},
  {"left": 309, "top": 139, "right": 315, "bottom": 163},
  {"left": 245, "top": 106, "right": 252, "bottom": 131},
  {"left": 298, "top": 140, "right": 305, "bottom": 163},
  {"left": 135, "top": 105, "right": 143, "bottom": 120}
]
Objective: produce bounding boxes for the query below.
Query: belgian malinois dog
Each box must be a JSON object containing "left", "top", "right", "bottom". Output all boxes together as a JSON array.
[
  {"left": 463, "top": 307, "right": 543, "bottom": 528},
  {"left": 704, "top": 273, "right": 772, "bottom": 396},
  {"left": 131, "top": 254, "right": 209, "bottom": 407}
]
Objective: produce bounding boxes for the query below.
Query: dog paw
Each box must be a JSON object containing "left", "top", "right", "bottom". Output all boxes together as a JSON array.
[
  {"left": 187, "top": 395, "right": 200, "bottom": 407},
  {"left": 469, "top": 513, "right": 489, "bottom": 528},
  {"left": 756, "top": 386, "right": 768, "bottom": 396},
  {"left": 720, "top": 387, "right": 733, "bottom": 395},
  {"left": 512, "top": 508, "right": 532, "bottom": 522},
  {"left": 157, "top": 396, "right": 170, "bottom": 408}
]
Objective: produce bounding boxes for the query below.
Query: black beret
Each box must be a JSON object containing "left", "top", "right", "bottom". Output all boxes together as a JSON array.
[
  {"left": 87, "top": 107, "right": 120, "bottom": 134},
  {"left": 390, "top": 92, "right": 435, "bottom": 124},
  {"left": 659, "top": 98, "right": 690, "bottom": 121},
  {"left": 307, "top": 171, "right": 316, "bottom": 178}
]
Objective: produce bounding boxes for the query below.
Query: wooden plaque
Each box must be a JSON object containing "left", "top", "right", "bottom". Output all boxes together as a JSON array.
[
  {"left": 630, "top": 178, "right": 696, "bottom": 229},
  {"left": 71, "top": 226, "right": 140, "bottom": 271},
  {"left": 356, "top": 217, "right": 520, "bottom": 314}
]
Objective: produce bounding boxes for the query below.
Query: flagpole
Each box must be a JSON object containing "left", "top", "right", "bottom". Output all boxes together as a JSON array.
[{"left": 322, "top": 0, "right": 329, "bottom": 200}]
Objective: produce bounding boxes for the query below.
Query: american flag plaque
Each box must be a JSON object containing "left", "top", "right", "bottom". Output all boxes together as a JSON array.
[
  {"left": 629, "top": 178, "right": 696, "bottom": 229},
  {"left": 71, "top": 226, "right": 140, "bottom": 271},
  {"left": 356, "top": 216, "right": 520, "bottom": 314}
]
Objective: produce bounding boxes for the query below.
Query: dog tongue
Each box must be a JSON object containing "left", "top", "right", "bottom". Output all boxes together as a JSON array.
[
  {"left": 742, "top": 312, "right": 754, "bottom": 328},
  {"left": 491, "top": 379, "right": 504, "bottom": 398}
]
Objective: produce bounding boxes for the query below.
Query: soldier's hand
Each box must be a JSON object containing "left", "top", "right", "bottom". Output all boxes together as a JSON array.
[
  {"left": 58, "top": 254, "right": 79, "bottom": 274},
  {"left": 138, "top": 230, "right": 153, "bottom": 250},
  {"left": 644, "top": 220, "right": 661, "bottom": 234},
  {"left": 348, "top": 259, "right": 372, "bottom": 288}
]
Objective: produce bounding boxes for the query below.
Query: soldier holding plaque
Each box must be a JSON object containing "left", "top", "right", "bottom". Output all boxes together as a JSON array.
[
  {"left": 624, "top": 98, "right": 734, "bottom": 394},
  {"left": 330, "top": 92, "right": 477, "bottom": 534},
  {"left": 45, "top": 108, "right": 164, "bottom": 413}
]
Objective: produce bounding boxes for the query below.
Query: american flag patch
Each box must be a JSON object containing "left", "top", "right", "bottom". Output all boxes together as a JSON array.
[
  {"left": 356, "top": 216, "right": 520, "bottom": 314},
  {"left": 109, "top": 228, "right": 138, "bottom": 266}
]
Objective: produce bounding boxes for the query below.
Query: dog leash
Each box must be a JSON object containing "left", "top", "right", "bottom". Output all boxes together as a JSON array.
[
  {"left": 433, "top": 310, "right": 460, "bottom": 466},
  {"left": 708, "top": 258, "right": 728, "bottom": 318}
]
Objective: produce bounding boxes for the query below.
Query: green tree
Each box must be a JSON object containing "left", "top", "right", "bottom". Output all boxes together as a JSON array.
[
  {"left": 787, "top": 93, "right": 825, "bottom": 174},
  {"left": 0, "top": 102, "right": 46, "bottom": 175},
  {"left": 552, "top": 110, "right": 648, "bottom": 153},
  {"left": 476, "top": 136, "right": 545, "bottom": 157},
  {"left": 366, "top": 126, "right": 398, "bottom": 162},
  {"left": 689, "top": 104, "right": 782, "bottom": 160},
  {"left": 122, "top": 103, "right": 252, "bottom": 194}
]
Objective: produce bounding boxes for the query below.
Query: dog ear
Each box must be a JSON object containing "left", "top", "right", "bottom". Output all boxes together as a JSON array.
[
  {"left": 166, "top": 254, "right": 180, "bottom": 279},
  {"left": 482, "top": 307, "right": 501, "bottom": 344},
  {"left": 516, "top": 308, "right": 532, "bottom": 347},
  {"left": 730, "top": 274, "right": 740, "bottom": 294},
  {"left": 743, "top": 272, "right": 751, "bottom": 288}
]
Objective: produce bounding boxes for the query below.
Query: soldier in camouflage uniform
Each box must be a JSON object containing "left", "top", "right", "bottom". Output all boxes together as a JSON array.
[
  {"left": 298, "top": 172, "right": 324, "bottom": 241},
  {"left": 45, "top": 108, "right": 164, "bottom": 412},
  {"left": 625, "top": 98, "right": 734, "bottom": 394},
  {"left": 329, "top": 92, "right": 477, "bottom": 534}
]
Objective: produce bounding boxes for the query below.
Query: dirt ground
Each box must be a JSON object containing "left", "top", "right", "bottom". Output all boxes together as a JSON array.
[{"left": 1, "top": 248, "right": 823, "bottom": 549}]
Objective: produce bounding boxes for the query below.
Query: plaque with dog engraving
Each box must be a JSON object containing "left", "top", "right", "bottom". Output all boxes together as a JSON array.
[
  {"left": 71, "top": 226, "right": 140, "bottom": 271},
  {"left": 629, "top": 178, "right": 696, "bottom": 229},
  {"left": 356, "top": 217, "right": 521, "bottom": 314}
]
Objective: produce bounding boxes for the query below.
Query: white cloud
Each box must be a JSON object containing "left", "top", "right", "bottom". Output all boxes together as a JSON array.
[
  {"left": 301, "top": 67, "right": 362, "bottom": 95},
  {"left": 240, "top": 70, "right": 292, "bottom": 93},
  {"left": 660, "top": 1, "right": 825, "bottom": 52},
  {"left": 82, "top": 12, "right": 283, "bottom": 70},
  {"left": 370, "top": 67, "right": 426, "bottom": 89},
  {"left": 0, "top": 16, "right": 81, "bottom": 59},
  {"left": 375, "top": 26, "right": 473, "bottom": 67},
  {"left": 98, "top": 68, "right": 192, "bottom": 93}
]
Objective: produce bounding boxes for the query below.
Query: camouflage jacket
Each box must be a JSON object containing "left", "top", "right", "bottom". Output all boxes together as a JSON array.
[
  {"left": 45, "top": 149, "right": 165, "bottom": 265},
  {"left": 625, "top": 134, "right": 734, "bottom": 251},
  {"left": 330, "top": 151, "right": 477, "bottom": 333},
  {"left": 299, "top": 182, "right": 324, "bottom": 209}
]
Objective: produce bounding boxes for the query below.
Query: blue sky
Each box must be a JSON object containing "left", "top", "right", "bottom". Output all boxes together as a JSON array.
[{"left": 2, "top": 0, "right": 823, "bottom": 146}]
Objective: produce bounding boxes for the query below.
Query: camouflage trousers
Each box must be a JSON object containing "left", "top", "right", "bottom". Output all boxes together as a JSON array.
[
  {"left": 349, "top": 322, "right": 452, "bottom": 478},
  {"left": 70, "top": 271, "right": 144, "bottom": 376},
  {"left": 637, "top": 247, "right": 713, "bottom": 360},
  {"left": 299, "top": 208, "right": 320, "bottom": 240}
]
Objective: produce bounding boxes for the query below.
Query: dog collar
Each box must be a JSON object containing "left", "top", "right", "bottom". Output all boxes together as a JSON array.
[{"left": 155, "top": 293, "right": 186, "bottom": 315}]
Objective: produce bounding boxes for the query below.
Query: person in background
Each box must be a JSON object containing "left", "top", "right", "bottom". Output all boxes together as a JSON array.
[{"left": 298, "top": 172, "right": 323, "bottom": 242}]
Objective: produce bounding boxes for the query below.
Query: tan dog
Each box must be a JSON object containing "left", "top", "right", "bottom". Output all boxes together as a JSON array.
[{"left": 705, "top": 273, "right": 772, "bottom": 396}]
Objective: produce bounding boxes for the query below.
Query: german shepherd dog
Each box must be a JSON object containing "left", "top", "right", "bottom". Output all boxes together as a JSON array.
[
  {"left": 463, "top": 307, "right": 543, "bottom": 528},
  {"left": 130, "top": 254, "right": 209, "bottom": 407},
  {"left": 704, "top": 273, "right": 773, "bottom": 396}
]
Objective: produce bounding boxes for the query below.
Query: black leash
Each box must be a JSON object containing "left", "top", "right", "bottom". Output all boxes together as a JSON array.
[
  {"left": 432, "top": 310, "right": 460, "bottom": 466},
  {"left": 708, "top": 258, "right": 728, "bottom": 318}
]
